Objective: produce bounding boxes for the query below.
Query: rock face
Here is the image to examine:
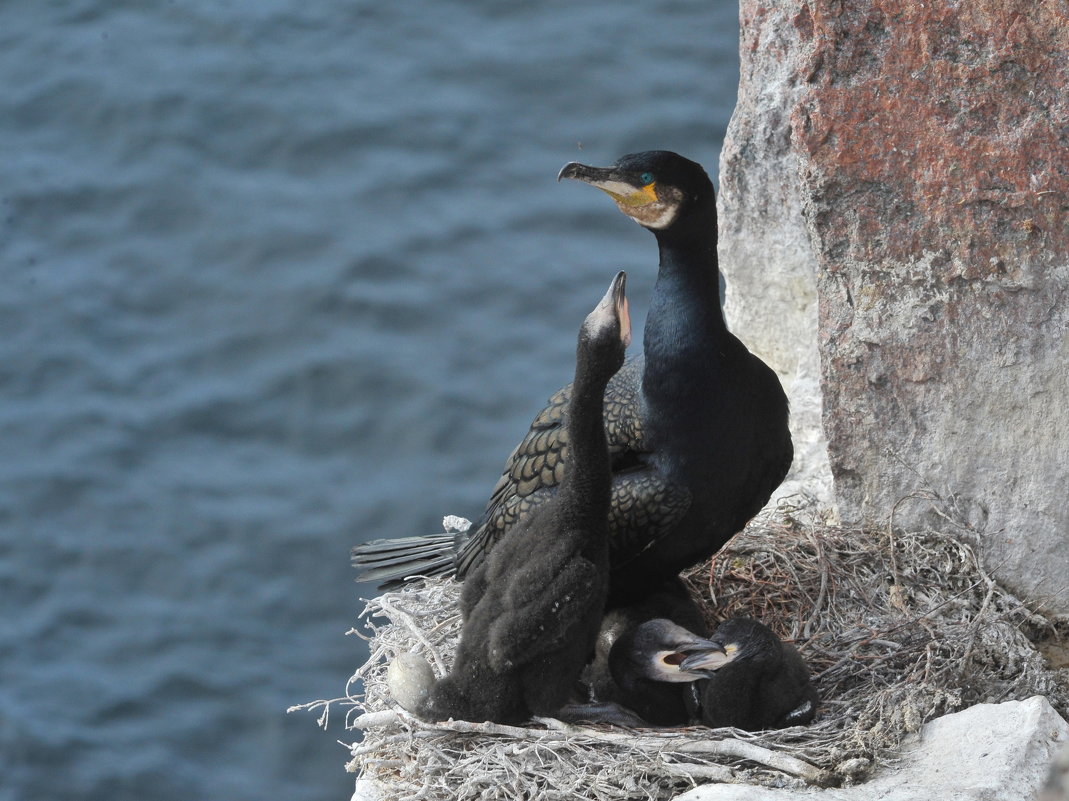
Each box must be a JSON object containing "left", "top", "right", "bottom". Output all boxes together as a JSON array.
[
  {"left": 719, "top": 0, "right": 833, "bottom": 510},
  {"left": 720, "top": 0, "right": 1069, "bottom": 612},
  {"left": 674, "top": 696, "right": 1069, "bottom": 801}
]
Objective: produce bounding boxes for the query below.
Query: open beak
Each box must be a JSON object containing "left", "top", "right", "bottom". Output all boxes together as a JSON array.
[
  {"left": 678, "top": 639, "right": 733, "bottom": 673},
  {"left": 609, "top": 271, "right": 631, "bottom": 348},
  {"left": 558, "top": 162, "right": 658, "bottom": 207}
]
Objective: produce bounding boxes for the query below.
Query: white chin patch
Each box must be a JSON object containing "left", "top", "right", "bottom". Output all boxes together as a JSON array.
[
  {"left": 638, "top": 203, "right": 679, "bottom": 230},
  {"left": 618, "top": 200, "right": 680, "bottom": 230}
]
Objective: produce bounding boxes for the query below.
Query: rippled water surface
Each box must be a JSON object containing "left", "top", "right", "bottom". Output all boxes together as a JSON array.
[{"left": 0, "top": 2, "right": 739, "bottom": 799}]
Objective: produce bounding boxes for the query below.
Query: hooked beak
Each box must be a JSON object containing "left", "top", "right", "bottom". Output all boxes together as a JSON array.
[
  {"left": 558, "top": 161, "right": 658, "bottom": 207},
  {"left": 678, "top": 639, "right": 733, "bottom": 673}
]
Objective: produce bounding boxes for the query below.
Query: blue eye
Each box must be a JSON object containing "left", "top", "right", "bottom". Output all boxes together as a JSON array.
[{"left": 640, "top": 172, "right": 654, "bottom": 184}]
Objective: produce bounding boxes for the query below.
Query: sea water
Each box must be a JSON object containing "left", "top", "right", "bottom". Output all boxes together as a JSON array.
[{"left": 0, "top": 2, "right": 739, "bottom": 798}]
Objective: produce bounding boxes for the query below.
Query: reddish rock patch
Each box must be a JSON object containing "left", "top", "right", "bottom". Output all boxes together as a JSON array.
[
  {"left": 723, "top": 0, "right": 1069, "bottom": 611},
  {"left": 794, "top": 1, "right": 1069, "bottom": 272}
]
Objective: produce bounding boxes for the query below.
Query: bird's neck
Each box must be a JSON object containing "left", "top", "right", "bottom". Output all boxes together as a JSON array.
[
  {"left": 642, "top": 206, "right": 726, "bottom": 404},
  {"left": 560, "top": 357, "right": 613, "bottom": 524}
]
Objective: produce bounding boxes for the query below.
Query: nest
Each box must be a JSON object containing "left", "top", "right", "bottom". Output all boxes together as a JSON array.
[{"left": 303, "top": 501, "right": 1069, "bottom": 801}]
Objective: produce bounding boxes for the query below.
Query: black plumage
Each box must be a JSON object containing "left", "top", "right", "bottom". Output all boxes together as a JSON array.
[
  {"left": 415, "top": 272, "right": 630, "bottom": 724},
  {"left": 353, "top": 151, "right": 792, "bottom": 607},
  {"left": 584, "top": 578, "right": 710, "bottom": 726},
  {"left": 679, "top": 617, "right": 819, "bottom": 731}
]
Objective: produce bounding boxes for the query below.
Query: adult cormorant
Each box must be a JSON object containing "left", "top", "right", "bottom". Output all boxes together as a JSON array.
[
  {"left": 678, "top": 617, "right": 819, "bottom": 731},
  {"left": 413, "top": 272, "right": 630, "bottom": 724},
  {"left": 353, "top": 151, "right": 792, "bottom": 606}
]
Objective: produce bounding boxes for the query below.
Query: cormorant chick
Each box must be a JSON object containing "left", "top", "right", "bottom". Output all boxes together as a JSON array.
[
  {"left": 584, "top": 578, "right": 710, "bottom": 726},
  {"left": 414, "top": 272, "right": 631, "bottom": 724},
  {"left": 678, "top": 617, "right": 818, "bottom": 731},
  {"left": 353, "top": 151, "right": 792, "bottom": 609}
]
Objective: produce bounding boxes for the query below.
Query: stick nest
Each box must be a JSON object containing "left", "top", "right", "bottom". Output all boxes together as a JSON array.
[{"left": 309, "top": 502, "right": 1069, "bottom": 800}]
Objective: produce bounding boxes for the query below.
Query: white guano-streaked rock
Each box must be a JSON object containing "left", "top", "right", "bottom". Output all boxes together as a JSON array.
[
  {"left": 717, "top": 0, "right": 833, "bottom": 511},
  {"left": 351, "top": 777, "right": 385, "bottom": 801},
  {"left": 674, "top": 696, "right": 1069, "bottom": 801}
]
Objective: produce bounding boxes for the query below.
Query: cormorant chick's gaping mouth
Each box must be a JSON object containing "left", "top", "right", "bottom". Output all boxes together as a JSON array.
[
  {"left": 658, "top": 636, "right": 730, "bottom": 680},
  {"left": 628, "top": 618, "right": 727, "bottom": 682}
]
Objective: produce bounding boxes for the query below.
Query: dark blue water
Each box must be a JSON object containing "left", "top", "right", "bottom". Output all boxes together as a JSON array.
[{"left": 0, "top": 2, "right": 738, "bottom": 799}]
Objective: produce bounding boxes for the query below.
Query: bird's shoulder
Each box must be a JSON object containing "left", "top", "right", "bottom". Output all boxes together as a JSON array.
[
  {"left": 509, "top": 355, "right": 646, "bottom": 489},
  {"left": 474, "top": 358, "right": 643, "bottom": 514},
  {"left": 455, "top": 358, "right": 646, "bottom": 580}
]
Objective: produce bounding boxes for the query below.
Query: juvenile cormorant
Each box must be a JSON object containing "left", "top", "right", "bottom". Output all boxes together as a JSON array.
[
  {"left": 678, "top": 617, "right": 819, "bottom": 731},
  {"left": 413, "top": 272, "right": 631, "bottom": 724},
  {"left": 584, "top": 578, "right": 710, "bottom": 726},
  {"left": 353, "top": 151, "right": 792, "bottom": 606}
]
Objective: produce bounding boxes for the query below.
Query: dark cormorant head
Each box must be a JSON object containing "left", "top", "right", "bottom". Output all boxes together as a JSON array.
[
  {"left": 677, "top": 617, "right": 783, "bottom": 676},
  {"left": 580, "top": 270, "right": 631, "bottom": 369},
  {"left": 617, "top": 618, "right": 727, "bottom": 683},
  {"left": 558, "top": 151, "right": 714, "bottom": 231}
]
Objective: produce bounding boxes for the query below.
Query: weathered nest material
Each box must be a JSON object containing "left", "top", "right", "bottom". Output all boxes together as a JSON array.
[{"left": 309, "top": 505, "right": 1069, "bottom": 801}]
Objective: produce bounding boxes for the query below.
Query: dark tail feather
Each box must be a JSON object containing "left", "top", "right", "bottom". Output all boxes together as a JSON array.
[{"left": 351, "top": 533, "right": 456, "bottom": 588}]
